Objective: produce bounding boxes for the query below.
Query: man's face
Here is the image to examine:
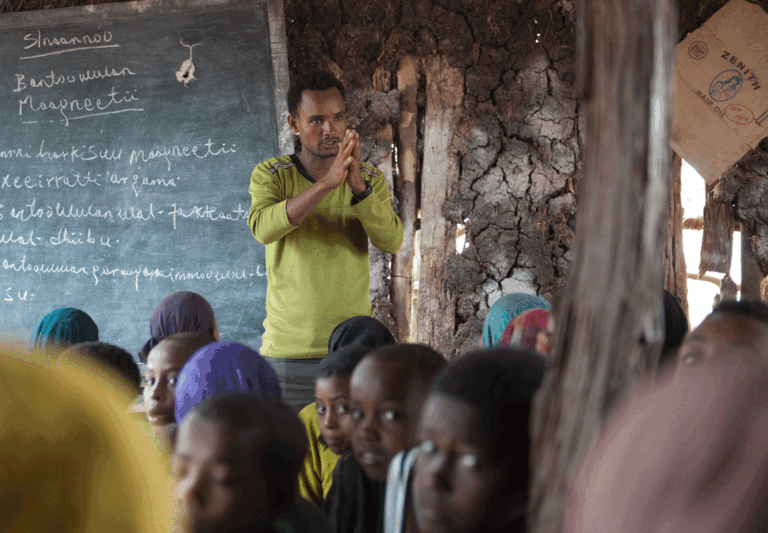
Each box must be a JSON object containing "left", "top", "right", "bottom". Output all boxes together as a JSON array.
[
  {"left": 288, "top": 87, "right": 347, "bottom": 159},
  {"left": 172, "top": 414, "right": 272, "bottom": 533},
  {"left": 676, "top": 312, "right": 768, "bottom": 367}
]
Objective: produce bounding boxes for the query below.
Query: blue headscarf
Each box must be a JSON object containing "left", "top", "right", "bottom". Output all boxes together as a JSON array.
[
  {"left": 482, "top": 293, "right": 551, "bottom": 348},
  {"left": 174, "top": 341, "right": 281, "bottom": 423},
  {"left": 29, "top": 308, "right": 99, "bottom": 355}
]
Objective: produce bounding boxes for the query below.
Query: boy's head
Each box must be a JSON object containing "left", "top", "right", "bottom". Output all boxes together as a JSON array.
[
  {"left": 173, "top": 392, "right": 307, "bottom": 533},
  {"left": 677, "top": 300, "right": 768, "bottom": 367},
  {"left": 144, "top": 332, "right": 216, "bottom": 428},
  {"left": 60, "top": 341, "right": 141, "bottom": 395},
  {"left": 412, "top": 349, "right": 546, "bottom": 533},
  {"left": 349, "top": 344, "right": 446, "bottom": 481},
  {"left": 315, "top": 344, "right": 371, "bottom": 455}
]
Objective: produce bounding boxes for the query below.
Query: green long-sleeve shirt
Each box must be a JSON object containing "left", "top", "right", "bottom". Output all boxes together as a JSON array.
[{"left": 248, "top": 154, "right": 403, "bottom": 359}]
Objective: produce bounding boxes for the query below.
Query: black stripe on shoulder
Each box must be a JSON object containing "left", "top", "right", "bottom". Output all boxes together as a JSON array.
[{"left": 360, "top": 166, "right": 378, "bottom": 179}]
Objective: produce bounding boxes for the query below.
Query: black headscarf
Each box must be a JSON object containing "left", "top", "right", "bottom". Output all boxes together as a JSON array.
[
  {"left": 659, "top": 290, "right": 689, "bottom": 369},
  {"left": 327, "top": 316, "right": 395, "bottom": 353}
]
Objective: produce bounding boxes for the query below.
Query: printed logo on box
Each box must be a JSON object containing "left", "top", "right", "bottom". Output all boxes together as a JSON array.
[
  {"left": 724, "top": 104, "right": 754, "bottom": 125},
  {"left": 709, "top": 70, "right": 743, "bottom": 102},
  {"left": 688, "top": 41, "right": 709, "bottom": 60}
]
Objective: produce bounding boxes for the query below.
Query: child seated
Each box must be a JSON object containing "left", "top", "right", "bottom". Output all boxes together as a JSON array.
[
  {"left": 172, "top": 392, "right": 332, "bottom": 533},
  {"left": 324, "top": 344, "right": 446, "bottom": 533},
  {"left": 143, "top": 332, "right": 216, "bottom": 432},
  {"left": 297, "top": 343, "right": 372, "bottom": 506},
  {"left": 29, "top": 307, "right": 99, "bottom": 359},
  {"left": 384, "top": 348, "right": 546, "bottom": 533},
  {"left": 61, "top": 341, "right": 141, "bottom": 395},
  {"left": 675, "top": 299, "right": 768, "bottom": 367}
]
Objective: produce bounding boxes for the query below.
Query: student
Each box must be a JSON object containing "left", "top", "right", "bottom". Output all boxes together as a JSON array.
[
  {"left": 675, "top": 299, "right": 768, "bottom": 367},
  {"left": 298, "top": 343, "right": 373, "bottom": 506},
  {"left": 143, "top": 332, "right": 216, "bottom": 431},
  {"left": 657, "top": 289, "right": 689, "bottom": 371},
  {"left": 173, "top": 392, "right": 332, "bottom": 533},
  {"left": 28, "top": 307, "right": 99, "bottom": 358},
  {"left": 174, "top": 341, "right": 281, "bottom": 424},
  {"left": 138, "top": 291, "right": 219, "bottom": 363},
  {"left": 60, "top": 341, "right": 142, "bottom": 398},
  {"left": 327, "top": 315, "right": 397, "bottom": 352},
  {"left": 297, "top": 315, "right": 396, "bottom": 506},
  {"left": 385, "top": 348, "right": 546, "bottom": 533},
  {"left": 0, "top": 350, "right": 171, "bottom": 533},
  {"left": 324, "top": 343, "right": 446, "bottom": 533},
  {"left": 481, "top": 294, "right": 550, "bottom": 348},
  {"left": 565, "top": 357, "right": 768, "bottom": 532}
]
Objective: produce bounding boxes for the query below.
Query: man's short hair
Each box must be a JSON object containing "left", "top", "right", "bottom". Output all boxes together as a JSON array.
[
  {"left": 287, "top": 71, "right": 346, "bottom": 116},
  {"left": 711, "top": 299, "right": 768, "bottom": 325}
]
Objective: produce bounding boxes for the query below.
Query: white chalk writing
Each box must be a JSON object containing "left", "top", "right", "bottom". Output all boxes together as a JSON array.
[
  {"left": 129, "top": 139, "right": 237, "bottom": 171},
  {"left": 13, "top": 67, "right": 136, "bottom": 93},
  {"left": 18, "top": 86, "right": 142, "bottom": 126},
  {"left": 168, "top": 203, "right": 248, "bottom": 230}
]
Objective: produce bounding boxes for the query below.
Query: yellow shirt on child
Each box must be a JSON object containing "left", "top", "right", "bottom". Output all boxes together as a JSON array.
[{"left": 297, "top": 402, "right": 340, "bottom": 506}]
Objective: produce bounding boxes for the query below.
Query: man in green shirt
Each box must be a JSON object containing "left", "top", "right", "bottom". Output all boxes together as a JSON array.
[{"left": 248, "top": 71, "right": 403, "bottom": 409}]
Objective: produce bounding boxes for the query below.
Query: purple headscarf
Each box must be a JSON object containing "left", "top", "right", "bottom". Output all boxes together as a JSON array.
[
  {"left": 174, "top": 341, "right": 281, "bottom": 423},
  {"left": 138, "top": 291, "right": 215, "bottom": 363}
]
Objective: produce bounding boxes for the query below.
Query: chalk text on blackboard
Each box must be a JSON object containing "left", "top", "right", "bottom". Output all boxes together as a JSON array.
[
  {"left": 13, "top": 67, "right": 136, "bottom": 93},
  {"left": 129, "top": 139, "right": 237, "bottom": 171},
  {"left": 18, "top": 86, "right": 142, "bottom": 126},
  {"left": 36, "top": 140, "right": 122, "bottom": 162},
  {"left": 21, "top": 29, "right": 118, "bottom": 60}
]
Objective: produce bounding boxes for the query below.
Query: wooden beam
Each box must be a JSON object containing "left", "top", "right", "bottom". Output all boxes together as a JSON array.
[
  {"left": 699, "top": 181, "right": 734, "bottom": 276},
  {"left": 391, "top": 56, "right": 419, "bottom": 342},
  {"left": 415, "top": 55, "right": 462, "bottom": 356},
  {"left": 665, "top": 152, "right": 688, "bottom": 317},
  {"left": 529, "top": 0, "right": 677, "bottom": 530},
  {"left": 741, "top": 224, "right": 763, "bottom": 300}
]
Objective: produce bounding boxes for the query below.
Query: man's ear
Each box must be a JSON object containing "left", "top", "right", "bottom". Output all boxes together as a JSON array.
[{"left": 287, "top": 114, "right": 299, "bottom": 135}]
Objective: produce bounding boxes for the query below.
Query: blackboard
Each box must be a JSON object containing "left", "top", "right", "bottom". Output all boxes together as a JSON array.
[{"left": 0, "top": 0, "right": 290, "bottom": 358}]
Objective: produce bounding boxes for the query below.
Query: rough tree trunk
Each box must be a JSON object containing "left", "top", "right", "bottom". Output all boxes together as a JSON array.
[
  {"left": 391, "top": 56, "right": 419, "bottom": 342},
  {"left": 665, "top": 152, "right": 688, "bottom": 316},
  {"left": 415, "top": 55, "right": 462, "bottom": 356},
  {"left": 529, "top": 0, "right": 677, "bottom": 531}
]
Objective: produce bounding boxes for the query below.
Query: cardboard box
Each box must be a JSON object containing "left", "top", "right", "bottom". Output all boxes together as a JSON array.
[{"left": 671, "top": 0, "right": 768, "bottom": 183}]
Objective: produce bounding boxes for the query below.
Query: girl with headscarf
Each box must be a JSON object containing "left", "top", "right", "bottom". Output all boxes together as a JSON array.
[
  {"left": 138, "top": 291, "right": 218, "bottom": 363},
  {"left": 482, "top": 293, "right": 551, "bottom": 348},
  {"left": 29, "top": 307, "right": 99, "bottom": 357},
  {"left": 174, "top": 341, "right": 281, "bottom": 424},
  {"left": 501, "top": 308, "right": 553, "bottom": 354}
]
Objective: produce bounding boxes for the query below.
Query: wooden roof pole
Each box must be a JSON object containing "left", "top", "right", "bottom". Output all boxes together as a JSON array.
[{"left": 528, "top": 0, "right": 677, "bottom": 531}]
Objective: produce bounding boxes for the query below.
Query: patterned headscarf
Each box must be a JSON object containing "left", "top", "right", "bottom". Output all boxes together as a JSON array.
[
  {"left": 174, "top": 341, "right": 281, "bottom": 423},
  {"left": 482, "top": 293, "right": 551, "bottom": 348}
]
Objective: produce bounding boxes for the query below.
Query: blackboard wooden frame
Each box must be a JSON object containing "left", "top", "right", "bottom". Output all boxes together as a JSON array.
[{"left": 0, "top": 0, "right": 291, "bottom": 358}]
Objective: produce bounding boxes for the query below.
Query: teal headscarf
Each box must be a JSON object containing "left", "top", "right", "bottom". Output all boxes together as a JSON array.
[
  {"left": 29, "top": 308, "right": 99, "bottom": 355},
  {"left": 482, "top": 293, "right": 551, "bottom": 348}
]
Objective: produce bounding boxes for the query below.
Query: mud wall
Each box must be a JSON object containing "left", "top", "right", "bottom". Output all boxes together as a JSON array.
[{"left": 284, "top": 0, "right": 582, "bottom": 355}]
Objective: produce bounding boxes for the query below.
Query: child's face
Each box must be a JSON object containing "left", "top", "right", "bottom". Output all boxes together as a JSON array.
[
  {"left": 144, "top": 341, "right": 196, "bottom": 427},
  {"left": 677, "top": 313, "right": 768, "bottom": 367},
  {"left": 315, "top": 375, "right": 352, "bottom": 455},
  {"left": 412, "top": 393, "right": 502, "bottom": 533},
  {"left": 172, "top": 414, "right": 272, "bottom": 533},
  {"left": 349, "top": 356, "right": 428, "bottom": 481}
]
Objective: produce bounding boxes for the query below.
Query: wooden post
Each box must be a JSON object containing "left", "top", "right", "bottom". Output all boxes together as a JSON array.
[
  {"left": 529, "top": 0, "right": 677, "bottom": 531},
  {"left": 391, "top": 57, "right": 419, "bottom": 342},
  {"left": 741, "top": 224, "right": 763, "bottom": 300},
  {"left": 699, "top": 181, "right": 734, "bottom": 276},
  {"left": 415, "top": 55, "right": 462, "bottom": 356},
  {"left": 665, "top": 152, "right": 688, "bottom": 317}
]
